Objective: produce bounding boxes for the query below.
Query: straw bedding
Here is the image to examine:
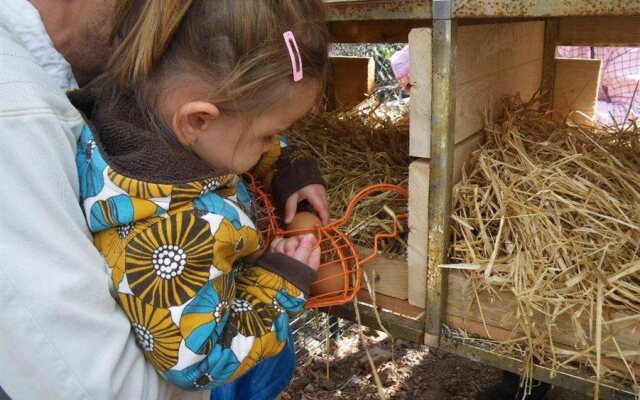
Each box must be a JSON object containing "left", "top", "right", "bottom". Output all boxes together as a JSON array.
[
  {"left": 287, "top": 94, "right": 639, "bottom": 395},
  {"left": 288, "top": 99, "right": 410, "bottom": 256},
  {"left": 450, "top": 98, "right": 640, "bottom": 394}
]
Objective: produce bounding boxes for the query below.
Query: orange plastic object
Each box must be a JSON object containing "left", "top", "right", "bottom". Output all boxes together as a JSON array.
[{"left": 246, "top": 174, "right": 408, "bottom": 309}]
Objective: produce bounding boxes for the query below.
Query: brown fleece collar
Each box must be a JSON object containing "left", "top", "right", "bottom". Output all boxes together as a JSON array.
[{"left": 69, "top": 88, "right": 225, "bottom": 184}]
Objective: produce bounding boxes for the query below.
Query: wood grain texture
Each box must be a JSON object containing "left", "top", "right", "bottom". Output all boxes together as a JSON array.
[
  {"left": 558, "top": 16, "right": 640, "bottom": 46},
  {"left": 446, "top": 270, "right": 640, "bottom": 377},
  {"left": 359, "top": 247, "right": 408, "bottom": 300},
  {"left": 408, "top": 28, "right": 432, "bottom": 158},
  {"left": 329, "top": 56, "right": 375, "bottom": 109},
  {"left": 410, "top": 21, "right": 544, "bottom": 158},
  {"left": 407, "top": 131, "right": 485, "bottom": 307},
  {"left": 552, "top": 58, "right": 602, "bottom": 124},
  {"left": 407, "top": 159, "right": 430, "bottom": 307}
]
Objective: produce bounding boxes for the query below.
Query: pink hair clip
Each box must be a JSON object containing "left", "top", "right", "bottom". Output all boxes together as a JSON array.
[{"left": 283, "top": 31, "right": 303, "bottom": 82}]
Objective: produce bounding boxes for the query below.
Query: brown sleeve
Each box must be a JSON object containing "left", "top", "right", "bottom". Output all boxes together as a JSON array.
[
  {"left": 270, "top": 145, "right": 326, "bottom": 212},
  {"left": 256, "top": 251, "right": 318, "bottom": 296}
]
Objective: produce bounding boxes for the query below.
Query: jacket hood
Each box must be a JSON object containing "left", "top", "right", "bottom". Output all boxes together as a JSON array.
[{"left": 69, "top": 88, "right": 225, "bottom": 184}]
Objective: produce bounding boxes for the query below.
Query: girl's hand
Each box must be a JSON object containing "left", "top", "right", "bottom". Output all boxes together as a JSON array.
[
  {"left": 284, "top": 184, "right": 329, "bottom": 226},
  {"left": 270, "top": 234, "right": 320, "bottom": 271}
]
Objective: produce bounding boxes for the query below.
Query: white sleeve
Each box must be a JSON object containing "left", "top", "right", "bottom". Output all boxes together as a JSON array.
[
  {"left": 0, "top": 21, "right": 209, "bottom": 397},
  {"left": 0, "top": 111, "right": 209, "bottom": 400}
]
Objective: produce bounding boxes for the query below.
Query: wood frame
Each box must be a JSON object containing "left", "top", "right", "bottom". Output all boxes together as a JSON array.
[{"left": 322, "top": 2, "right": 640, "bottom": 399}]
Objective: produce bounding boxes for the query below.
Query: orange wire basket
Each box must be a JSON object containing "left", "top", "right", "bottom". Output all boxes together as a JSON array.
[{"left": 246, "top": 174, "right": 408, "bottom": 309}]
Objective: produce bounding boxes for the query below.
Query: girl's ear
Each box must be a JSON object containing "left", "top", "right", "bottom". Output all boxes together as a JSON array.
[{"left": 172, "top": 101, "right": 220, "bottom": 147}]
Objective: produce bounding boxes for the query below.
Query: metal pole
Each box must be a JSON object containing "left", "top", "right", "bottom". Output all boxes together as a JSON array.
[{"left": 425, "top": 3, "right": 457, "bottom": 347}]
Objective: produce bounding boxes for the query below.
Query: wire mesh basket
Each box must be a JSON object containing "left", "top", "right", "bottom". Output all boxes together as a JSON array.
[{"left": 246, "top": 174, "right": 407, "bottom": 308}]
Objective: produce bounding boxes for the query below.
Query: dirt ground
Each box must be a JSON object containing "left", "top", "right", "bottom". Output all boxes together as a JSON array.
[{"left": 283, "top": 325, "right": 588, "bottom": 400}]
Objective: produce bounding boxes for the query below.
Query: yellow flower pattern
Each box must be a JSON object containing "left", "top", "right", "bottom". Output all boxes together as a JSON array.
[
  {"left": 125, "top": 212, "right": 213, "bottom": 308},
  {"left": 118, "top": 293, "right": 181, "bottom": 372},
  {"left": 108, "top": 169, "right": 172, "bottom": 199},
  {"left": 78, "top": 126, "right": 308, "bottom": 389}
]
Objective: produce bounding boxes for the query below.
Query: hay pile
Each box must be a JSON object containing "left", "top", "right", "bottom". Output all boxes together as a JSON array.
[
  {"left": 450, "top": 98, "right": 640, "bottom": 394},
  {"left": 288, "top": 98, "right": 410, "bottom": 255}
]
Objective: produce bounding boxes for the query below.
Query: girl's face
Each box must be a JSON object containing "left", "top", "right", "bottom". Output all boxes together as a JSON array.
[{"left": 189, "top": 80, "right": 320, "bottom": 174}]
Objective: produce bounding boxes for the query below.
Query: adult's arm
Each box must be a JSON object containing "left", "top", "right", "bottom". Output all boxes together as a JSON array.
[
  {"left": 596, "top": 48, "right": 640, "bottom": 125},
  {"left": 0, "top": 25, "right": 208, "bottom": 400}
]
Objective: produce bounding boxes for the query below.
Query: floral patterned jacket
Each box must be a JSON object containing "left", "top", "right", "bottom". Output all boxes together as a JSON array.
[{"left": 71, "top": 90, "right": 324, "bottom": 391}]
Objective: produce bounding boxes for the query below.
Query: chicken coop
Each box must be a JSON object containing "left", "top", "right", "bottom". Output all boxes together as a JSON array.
[{"left": 318, "top": 1, "right": 640, "bottom": 399}]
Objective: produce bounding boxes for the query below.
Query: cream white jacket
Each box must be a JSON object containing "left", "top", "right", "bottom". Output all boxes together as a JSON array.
[{"left": 0, "top": 8, "right": 208, "bottom": 400}]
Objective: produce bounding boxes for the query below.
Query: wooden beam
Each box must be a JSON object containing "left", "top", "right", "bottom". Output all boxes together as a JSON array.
[
  {"left": 407, "top": 131, "right": 485, "bottom": 308},
  {"left": 541, "top": 19, "right": 560, "bottom": 107},
  {"left": 329, "top": 56, "right": 375, "bottom": 109},
  {"left": 328, "top": 19, "right": 428, "bottom": 43},
  {"left": 409, "top": 28, "right": 432, "bottom": 158},
  {"left": 356, "top": 290, "right": 424, "bottom": 320},
  {"left": 558, "top": 16, "right": 640, "bottom": 46},
  {"left": 324, "top": 291, "right": 425, "bottom": 343},
  {"left": 359, "top": 247, "right": 408, "bottom": 300},
  {"left": 552, "top": 58, "right": 602, "bottom": 124},
  {"left": 407, "top": 159, "right": 430, "bottom": 308},
  {"left": 445, "top": 270, "right": 640, "bottom": 377},
  {"left": 410, "top": 21, "right": 544, "bottom": 158},
  {"left": 447, "top": 316, "right": 640, "bottom": 381}
]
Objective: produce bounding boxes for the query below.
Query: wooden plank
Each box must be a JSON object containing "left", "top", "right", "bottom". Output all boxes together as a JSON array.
[
  {"left": 356, "top": 290, "right": 424, "bottom": 320},
  {"left": 453, "top": 21, "right": 543, "bottom": 148},
  {"left": 455, "top": 59, "right": 542, "bottom": 141},
  {"left": 410, "top": 21, "right": 544, "bottom": 158},
  {"left": 440, "top": 338, "right": 639, "bottom": 400},
  {"left": 552, "top": 58, "right": 602, "bottom": 124},
  {"left": 325, "top": 292, "right": 425, "bottom": 343},
  {"left": 409, "top": 28, "right": 432, "bottom": 158},
  {"left": 446, "top": 316, "right": 640, "bottom": 381},
  {"left": 407, "top": 131, "right": 485, "bottom": 307},
  {"left": 407, "top": 159, "right": 430, "bottom": 308},
  {"left": 541, "top": 19, "right": 560, "bottom": 107},
  {"left": 329, "top": 56, "right": 375, "bottom": 109},
  {"left": 358, "top": 247, "right": 408, "bottom": 300},
  {"left": 445, "top": 270, "right": 640, "bottom": 376},
  {"left": 558, "top": 16, "right": 640, "bottom": 46},
  {"left": 328, "top": 19, "right": 427, "bottom": 43}
]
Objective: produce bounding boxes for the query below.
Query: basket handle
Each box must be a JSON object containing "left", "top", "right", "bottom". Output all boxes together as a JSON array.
[
  {"left": 327, "top": 184, "right": 408, "bottom": 265},
  {"left": 328, "top": 183, "right": 408, "bottom": 228}
]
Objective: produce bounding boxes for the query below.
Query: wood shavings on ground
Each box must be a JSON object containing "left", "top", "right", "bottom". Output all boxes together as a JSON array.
[
  {"left": 288, "top": 97, "right": 410, "bottom": 256},
  {"left": 450, "top": 97, "right": 640, "bottom": 397}
]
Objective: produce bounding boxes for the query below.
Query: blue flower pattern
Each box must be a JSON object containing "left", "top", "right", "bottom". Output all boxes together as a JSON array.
[{"left": 76, "top": 125, "right": 107, "bottom": 198}]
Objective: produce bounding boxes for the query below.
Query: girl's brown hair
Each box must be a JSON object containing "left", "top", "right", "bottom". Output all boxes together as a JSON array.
[{"left": 107, "top": 0, "right": 329, "bottom": 117}]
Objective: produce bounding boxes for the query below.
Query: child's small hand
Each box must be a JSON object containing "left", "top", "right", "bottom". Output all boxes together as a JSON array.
[
  {"left": 284, "top": 184, "right": 329, "bottom": 226},
  {"left": 270, "top": 234, "right": 321, "bottom": 271}
]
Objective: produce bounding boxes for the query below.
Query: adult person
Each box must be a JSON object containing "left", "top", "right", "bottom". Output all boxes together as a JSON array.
[{"left": 0, "top": 1, "right": 209, "bottom": 399}]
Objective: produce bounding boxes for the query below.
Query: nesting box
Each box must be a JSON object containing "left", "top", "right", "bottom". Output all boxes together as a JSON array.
[{"left": 323, "top": 2, "right": 640, "bottom": 398}]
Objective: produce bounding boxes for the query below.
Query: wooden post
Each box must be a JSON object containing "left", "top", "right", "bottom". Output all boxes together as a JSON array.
[{"left": 328, "top": 56, "right": 375, "bottom": 109}]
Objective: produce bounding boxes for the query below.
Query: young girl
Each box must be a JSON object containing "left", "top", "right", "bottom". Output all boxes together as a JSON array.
[{"left": 71, "top": 0, "right": 330, "bottom": 394}]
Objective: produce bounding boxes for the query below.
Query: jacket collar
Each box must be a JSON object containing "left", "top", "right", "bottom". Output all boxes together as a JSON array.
[{"left": 69, "top": 88, "right": 229, "bottom": 185}]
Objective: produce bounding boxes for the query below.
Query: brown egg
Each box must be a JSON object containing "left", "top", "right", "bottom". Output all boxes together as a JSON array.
[
  {"left": 285, "top": 211, "right": 321, "bottom": 240},
  {"left": 311, "top": 261, "right": 345, "bottom": 296}
]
